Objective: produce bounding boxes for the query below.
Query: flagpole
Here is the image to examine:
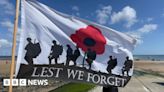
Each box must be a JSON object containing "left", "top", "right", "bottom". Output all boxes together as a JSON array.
[{"left": 9, "top": 0, "right": 20, "bottom": 92}]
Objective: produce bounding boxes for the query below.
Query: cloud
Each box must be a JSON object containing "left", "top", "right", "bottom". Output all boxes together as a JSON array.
[
  {"left": 0, "top": 20, "right": 21, "bottom": 42},
  {"left": 147, "top": 17, "right": 153, "bottom": 22},
  {"left": 138, "top": 24, "right": 157, "bottom": 33},
  {"left": 126, "top": 31, "right": 143, "bottom": 44},
  {"left": 96, "top": 5, "right": 112, "bottom": 24},
  {"left": 162, "top": 13, "right": 164, "bottom": 17},
  {"left": 72, "top": 6, "right": 79, "bottom": 11},
  {"left": 72, "top": 6, "right": 80, "bottom": 16},
  {"left": 111, "top": 6, "right": 137, "bottom": 28},
  {"left": 1, "top": 20, "right": 21, "bottom": 33},
  {"left": 0, "top": 0, "right": 15, "bottom": 15},
  {"left": 0, "top": 39, "right": 12, "bottom": 48},
  {"left": 126, "top": 24, "right": 158, "bottom": 44},
  {"left": 1, "top": 20, "right": 14, "bottom": 32}
]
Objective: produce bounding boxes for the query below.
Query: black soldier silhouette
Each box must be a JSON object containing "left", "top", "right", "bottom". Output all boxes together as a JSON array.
[
  {"left": 72, "top": 46, "right": 81, "bottom": 66},
  {"left": 48, "top": 40, "right": 63, "bottom": 64},
  {"left": 106, "top": 56, "right": 117, "bottom": 74},
  {"left": 86, "top": 49, "right": 96, "bottom": 70},
  {"left": 122, "top": 56, "right": 133, "bottom": 76},
  {"left": 66, "top": 44, "right": 73, "bottom": 66},
  {"left": 24, "top": 37, "right": 41, "bottom": 65}
]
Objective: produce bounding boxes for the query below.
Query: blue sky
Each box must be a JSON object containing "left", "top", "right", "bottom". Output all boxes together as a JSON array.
[{"left": 0, "top": 0, "right": 164, "bottom": 56}]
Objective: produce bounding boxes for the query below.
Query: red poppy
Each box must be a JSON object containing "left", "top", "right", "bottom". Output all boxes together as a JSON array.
[{"left": 70, "top": 25, "right": 106, "bottom": 54}]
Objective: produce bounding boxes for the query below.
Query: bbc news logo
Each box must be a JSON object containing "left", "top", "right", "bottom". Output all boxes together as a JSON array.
[{"left": 3, "top": 79, "right": 48, "bottom": 86}]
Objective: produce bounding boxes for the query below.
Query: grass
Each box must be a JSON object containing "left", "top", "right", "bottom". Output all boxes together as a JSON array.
[{"left": 49, "top": 82, "right": 95, "bottom": 92}]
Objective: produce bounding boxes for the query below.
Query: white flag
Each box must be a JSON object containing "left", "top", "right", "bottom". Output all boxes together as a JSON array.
[{"left": 16, "top": 0, "right": 136, "bottom": 82}]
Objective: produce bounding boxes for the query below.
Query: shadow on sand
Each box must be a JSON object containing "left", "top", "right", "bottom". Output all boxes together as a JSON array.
[{"left": 153, "top": 82, "right": 164, "bottom": 86}]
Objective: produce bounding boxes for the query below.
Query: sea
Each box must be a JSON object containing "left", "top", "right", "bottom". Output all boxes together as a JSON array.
[
  {"left": 0, "top": 56, "right": 16, "bottom": 60},
  {"left": 0, "top": 55, "right": 164, "bottom": 61},
  {"left": 134, "top": 55, "right": 164, "bottom": 61}
]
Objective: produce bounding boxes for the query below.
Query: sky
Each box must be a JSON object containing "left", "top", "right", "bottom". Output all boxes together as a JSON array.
[{"left": 0, "top": 0, "right": 164, "bottom": 56}]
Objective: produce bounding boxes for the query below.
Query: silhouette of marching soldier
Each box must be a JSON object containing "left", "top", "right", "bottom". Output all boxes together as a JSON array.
[
  {"left": 24, "top": 37, "right": 41, "bottom": 65},
  {"left": 48, "top": 40, "right": 63, "bottom": 64},
  {"left": 72, "top": 46, "right": 81, "bottom": 66},
  {"left": 122, "top": 56, "right": 133, "bottom": 76},
  {"left": 104, "top": 56, "right": 118, "bottom": 92},
  {"left": 86, "top": 48, "right": 96, "bottom": 69},
  {"left": 66, "top": 44, "right": 73, "bottom": 66},
  {"left": 106, "top": 56, "right": 117, "bottom": 74}
]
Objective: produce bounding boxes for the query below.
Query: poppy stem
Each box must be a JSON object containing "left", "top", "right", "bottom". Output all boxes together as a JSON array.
[{"left": 82, "top": 52, "right": 87, "bottom": 67}]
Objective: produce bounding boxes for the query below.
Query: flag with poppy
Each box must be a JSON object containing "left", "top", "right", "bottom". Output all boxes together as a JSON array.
[{"left": 15, "top": 0, "right": 136, "bottom": 86}]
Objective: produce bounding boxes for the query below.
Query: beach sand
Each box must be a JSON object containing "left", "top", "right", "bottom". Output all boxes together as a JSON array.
[
  {"left": 134, "top": 60, "right": 164, "bottom": 75},
  {"left": 0, "top": 60, "right": 11, "bottom": 77}
]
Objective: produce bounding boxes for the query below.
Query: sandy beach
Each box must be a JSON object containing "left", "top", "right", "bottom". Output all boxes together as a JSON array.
[
  {"left": 134, "top": 60, "right": 164, "bottom": 75},
  {"left": 0, "top": 60, "right": 11, "bottom": 77}
]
